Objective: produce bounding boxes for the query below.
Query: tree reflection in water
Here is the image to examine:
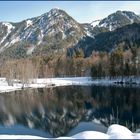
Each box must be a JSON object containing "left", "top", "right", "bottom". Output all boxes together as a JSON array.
[{"left": 0, "top": 85, "right": 140, "bottom": 137}]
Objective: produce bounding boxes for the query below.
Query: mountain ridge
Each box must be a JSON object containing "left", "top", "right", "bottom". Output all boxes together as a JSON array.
[{"left": 0, "top": 8, "right": 140, "bottom": 59}]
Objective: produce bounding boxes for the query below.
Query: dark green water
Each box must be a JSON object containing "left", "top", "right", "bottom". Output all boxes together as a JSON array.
[{"left": 0, "top": 85, "right": 140, "bottom": 137}]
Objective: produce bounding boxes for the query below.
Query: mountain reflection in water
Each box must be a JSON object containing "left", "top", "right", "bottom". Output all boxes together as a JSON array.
[{"left": 0, "top": 85, "right": 140, "bottom": 137}]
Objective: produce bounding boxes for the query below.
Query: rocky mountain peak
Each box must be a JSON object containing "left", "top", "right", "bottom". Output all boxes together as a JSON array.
[{"left": 98, "top": 10, "right": 140, "bottom": 31}]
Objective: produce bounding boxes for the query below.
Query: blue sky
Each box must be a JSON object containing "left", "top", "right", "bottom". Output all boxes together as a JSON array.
[{"left": 0, "top": 1, "right": 140, "bottom": 23}]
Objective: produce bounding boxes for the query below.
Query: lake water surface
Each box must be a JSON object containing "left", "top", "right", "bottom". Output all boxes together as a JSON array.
[{"left": 0, "top": 85, "right": 140, "bottom": 137}]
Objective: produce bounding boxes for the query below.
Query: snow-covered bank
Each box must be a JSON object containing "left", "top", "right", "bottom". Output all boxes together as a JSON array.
[
  {"left": 0, "top": 124, "right": 140, "bottom": 139},
  {"left": 0, "top": 77, "right": 92, "bottom": 93},
  {"left": 0, "top": 76, "right": 140, "bottom": 93},
  {"left": 69, "top": 124, "right": 140, "bottom": 139}
]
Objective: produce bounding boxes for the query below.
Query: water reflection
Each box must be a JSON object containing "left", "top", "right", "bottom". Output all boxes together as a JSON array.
[{"left": 0, "top": 85, "right": 140, "bottom": 137}]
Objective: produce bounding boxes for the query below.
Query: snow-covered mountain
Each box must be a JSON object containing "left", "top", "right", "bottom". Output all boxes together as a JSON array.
[
  {"left": 98, "top": 10, "right": 140, "bottom": 31},
  {"left": 82, "top": 10, "right": 140, "bottom": 38},
  {"left": 0, "top": 9, "right": 140, "bottom": 58},
  {"left": 0, "top": 8, "right": 85, "bottom": 56}
]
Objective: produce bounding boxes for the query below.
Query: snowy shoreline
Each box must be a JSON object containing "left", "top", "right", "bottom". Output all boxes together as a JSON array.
[
  {"left": 0, "top": 124, "right": 140, "bottom": 139},
  {"left": 0, "top": 76, "right": 140, "bottom": 93}
]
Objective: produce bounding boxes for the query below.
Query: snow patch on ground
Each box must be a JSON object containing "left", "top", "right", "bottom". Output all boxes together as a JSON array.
[
  {"left": 85, "top": 29, "right": 94, "bottom": 38},
  {"left": 0, "top": 22, "right": 15, "bottom": 51},
  {"left": 37, "top": 30, "right": 44, "bottom": 45},
  {"left": 1, "top": 23, "right": 15, "bottom": 44},
  {"left": 10, "top": 36, "right": 20, "bottom": 45},
  {"left": 26, "top": 20, "right": 33, "bottom": 29},
  {"left": 0, "top": 76, "right": 140, "bottom": 93},
  {"left": 2, "top": 22, "right": 15, "bottom": 32},
  {"left": 91, "top": 20, "right": 100, "bottom": 27},
  {"left": 27, "top": 45, "right": 36, "bottom": 55},
  {"left": 99, "top": 22, "right": 108, "bottom": 28}
]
